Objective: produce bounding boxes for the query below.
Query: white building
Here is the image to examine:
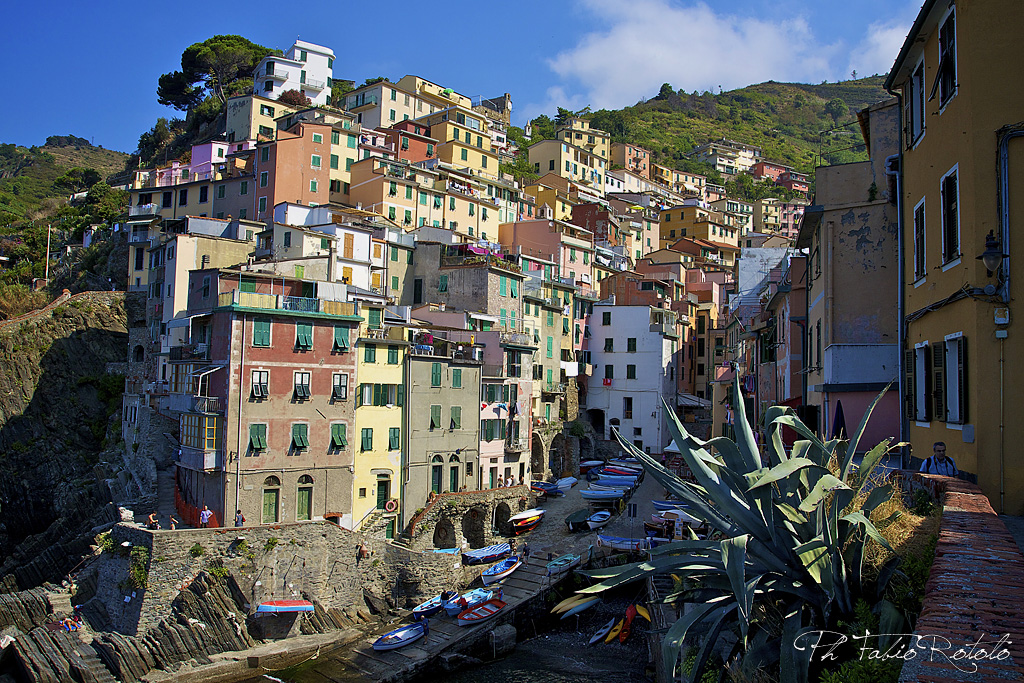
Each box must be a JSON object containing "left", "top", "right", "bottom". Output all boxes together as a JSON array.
[
  {"left": 585, "top": 302, "right": 677, "bottom": 456},
  {"left": 269, "top": 203, "right": 374, "bottom": 291},
  {"left": 253, "top": 40, "right": 335, "bottom": 107}
]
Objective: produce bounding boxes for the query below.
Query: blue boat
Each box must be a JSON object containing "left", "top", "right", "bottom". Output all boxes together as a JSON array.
[
  {"left": 481, "top": 555, "right": 522, "bottom": 585},
  {"left": 581, "top": 489, "right": 627, "bottom": 500},
  {"left": 431, "top": 547, "right": 459, "bottom": 554},
  {"left": 256, "top": 600, "right": 314, "bottom": 614},
  {"left": 444, "top": 588, "right": 495, "bottom": 616},
  {"left": 411, "top": 589, "right": 458, "bottom": 619},
  {"left": 597, "top": 534, "right": 652, "bottom": 551},
  {"left": 462, "top": 542, "right": 511, "bottom": 565},
  {"left": 652, "top": 500, "right": 692, "bottom": 512},
  {"left": 531, "top": 481, "right": 561, "bottom": 496},
  {"left": 372, "top": 620, "right": 428, "bottom": 651},
  {"left": 593, "top": 475, "right": 640, "bottom": 488}
]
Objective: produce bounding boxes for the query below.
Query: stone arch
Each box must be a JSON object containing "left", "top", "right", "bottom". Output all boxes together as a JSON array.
[
  {"left": 531, "top": 432, "right": 547, "bottom": 481},
  {"left": 586, "top": 408, "right": 605, "bottom": 438},
  {"left": 433, "top": 517, "right": 457, "bottom": 549},
  {"left": 549, "top": 433, "right": 568, "bottom": 478},
  {"left": 461, "top": 505, "right": 488, "bottom": 548},
  {"left": 493, "top": 502, "right": 513, "bottom": 536},
  {"left": 132, "top": 345, "right": 144, "bottom": 363}
]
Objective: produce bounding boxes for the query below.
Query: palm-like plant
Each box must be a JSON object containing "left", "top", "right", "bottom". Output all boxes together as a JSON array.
[{"left": 577, "top": 376, "right": 903, "bottom": 683}]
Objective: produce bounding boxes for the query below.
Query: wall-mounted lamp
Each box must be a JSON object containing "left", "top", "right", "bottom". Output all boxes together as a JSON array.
[{"left": 978, "top": 230, "right": 1006, "bottom": 275}]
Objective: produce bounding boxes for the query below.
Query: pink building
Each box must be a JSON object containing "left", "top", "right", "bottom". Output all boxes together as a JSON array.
[{"left": 750, "top": 161, "right": 788, "bottom": 182}]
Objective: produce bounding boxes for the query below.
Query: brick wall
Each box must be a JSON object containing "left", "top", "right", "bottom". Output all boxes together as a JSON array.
[{"left": 899, "top": 473, "right": 1024, "bottom": 681}]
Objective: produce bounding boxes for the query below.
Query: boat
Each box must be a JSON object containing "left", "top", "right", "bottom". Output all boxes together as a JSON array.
[
  {"left": 597, "top": 534, "right": 652, "bottom": 552},
  {"left": 619, "top": 604, "right": 637, "bottom": 643},
  {"left": 605, "top": 618, "right": 624, "bottom": 643},
  {"left": 456, "top": 598, "right": 507, "bottom": 626},
  {"left": 514, "top": 519, "right": 542, "bottom": 535},
  {"left": 561, "top": 596, "right": 601, "bottom": 619},
  {"left": 593, "top": 475, "right": 639, "bottom": 488},
  {"left": 530, "top": 481, "right": 561, "bottom": 496},
  {"left": 256, "top": 600, "right": 314, "bottom": 614},
  {"left": 660, "top": 508, "right": 702, "bottom": 525},
  {"left": 551, "top": 593, "right": 589, "bottom": 614},
  {"left": 586, "top": 510, "right": 612, "bottom": 530},
  {"left": 411, "top": 590, "right": 458, "bottom": 619},
  {"left": 581, "top": 489, "right": 627, "bottom": 501},
  {"left": 589, "top": 482, "right": 632, "bottom": 492},
  {"left": 431, "top": 547, "right": 459, "bottom": 554},
  {"left": 609, "top": 458, "right": 641, "bottom": 467},
  {"left": 589, "top": 618, "right": 617, "bottom": 645},
  {"left": 653, "top": 500, "right": 691, "bottom": 512},
  {"left": 565, "top": 508, "right": 592, "bottom": 532},
  {"left": 444, "top": 588, "right": 494, "bottom": 616},
  {"left": 509, "top": 508, "right": 546, "bottom": 524},
  {"left": 579, "top": 460, "right": 604, "bottom": 474},
  {"left": 555, "top": 477, "right": 577, "bottom": 492},
  {"left": 481, "top": 556, "right": 522, "bottom": 585},
  {"left": 546, "top": 553, "right": 581, "bottom": 577},
  {"left": 372, "top": 620, "right": 428, "bottom": 651},
  {"left": 462, "top": 543, "right": 511, "bottom": 565},
  {"left": 636, "top": 605, "right": 651, "bottom": 622}
]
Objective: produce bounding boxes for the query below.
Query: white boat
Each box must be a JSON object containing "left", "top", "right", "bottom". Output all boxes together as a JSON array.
[
  {"left": 586, "top": 510, "right": 612, "bottom": 530},
  {"left": 597, "top": 534, "right": 652, "bottom": 551},
  {"left": 589, "top": 617, "right": 616, "bottom": 645},
  {"left": 481, "top": 556, "right": 522, "bottom": 586},
  {"left": 508, "top": 508, "right": 546, "bottom": 524},
  {"left": 555, "top": 476, "right": 577, "bottom": 492},
  {"left": 372, "top": 620, "right": 428, "bottom": 651}
]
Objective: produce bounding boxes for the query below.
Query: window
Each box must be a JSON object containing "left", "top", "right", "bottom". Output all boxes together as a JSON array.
[
  {"left": 546, "top": 336, "right": 553, "bottom": 359},
  {"left": 217, "top": 184, "right": 226, "bottom": 199},
  {"left": 905, "top": 62, "right": 926, "bottom": 145},
  {"left": 258, "top": 197, "right": 267, "bottom": 214},
  {"left": 260, "top": 104, "right": 275, "bottom": 117},
  {"left": 387, "top": 346, "right": 399, "bottom": 365},
  {"left": 292, "top": 424, "right": 309, "bottom": 451},
  {"left": 419, "top": 191, "right": 427, "bottom": 206},
  {"left": 260, "top": 147, "right": 270, "bottom": 163},
  {"left": 240, "top": 181, "right": 248, "bottom": 196},
  {"left": 942, "top": 335, "right": 967, "bottom": 424},
  {"left": 251, "top": 370, "right": 269, "bottom": 399},
  {"left": 627, "top": 337, "right": 637, "bottom": 353},
  {"left": 389, "top": 427, "right": 401, "bottom": 450},
  {"left": 330, "top": 154, "right": 339, "bottom": 170},
  {"left": 602, "top": 311, "right": 611, "bottom": 325},
  {"left": 178, "top": 189, "right": 188, "bottom": 206},
  {"left": 623, "top": 396, "right": 633, "bottom": 419},
  {"left": 499, "top": 276, "right": 507, "bottom": 296},
  {"left": 431, "top": 362, "right": 442, "bottom": 387},
  {"left": 907, "top": 344, "right": 932, "bottom": 422},
  {"left": 452, "top": 368, "right": 462, "bottom": 388},
  {"left": 450, "top": 406, "right": 462, "bottom": 429},
  {"left": 332, "top": 373, "right": 348, "bottom": 400},
  {"left": 913, "top": 199, "right": 926, "bottom": 279},
  {"left": 604, "top": 338, "right": 614, "bottom": 352},
  {"left": 604, "top": 364, "right": 614, "bottom": 380},
  {"left": 941, "top": 167, "right": 959, "bottom": 263},
  {"left": 249, "top": 423, "right": 267, "bottom": 451},
  {"left": 364, "top": 344, "right": 376, "bottom": 363},
  {"left": 312, "top": 132, "right": 323, "bottom": 144},
  {"left": 253, "top": 319, "right": 271, "bottom": 347},
  {"left": 199, "top": 186, "right": 208, "bottom": 203},
  {"left": 293, "top": 372, "right": 311, "bottom": 400},
  {"left": 936, "top": 12, "right": 957, "bottom": 106},
  {"left": 310, "top": 179, "right": 318, "bottom": 193},
  {"left": 626, "top": 364, "right": 636, "bottom": 379},
  {"left": 361, "top": 428, "right": 373, "bottom": 451},
  {"left": 347, "top": 134, "right": 356, "bottom": 149},
  {"left": 430, "top": 404, "right": 442, "bottom": 430},
  {"left": 391, "top": 275, "right": 399, "bottom": 291},
  {"left": 437, "top": 274, "right": 449, "bottom": 293},
  {"left": 331, "top": 423, "right": 347, "bottom": 448},
  {"left": 295, "top": 323, "right": 313, "bottom": 350}
]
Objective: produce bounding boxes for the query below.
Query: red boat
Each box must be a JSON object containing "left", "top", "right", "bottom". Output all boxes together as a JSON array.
[
  {"left": 456, "top": 598, "right": 507, "bottom": 626},
  {"left": 619, "top": 604, "right": 637, "bottom": 643}
]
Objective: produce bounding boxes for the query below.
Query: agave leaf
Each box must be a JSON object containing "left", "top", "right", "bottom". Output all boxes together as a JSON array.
[
  {"left": 781, "top": 606, "right": 813, "bottom": 683},
  {"left": 842, "top": 383, "right": 891, "bottom": 480},
  {"left": 749, "top": 458, "right": 829, "bottom": 490},
  {"left": 798, "top": 474, "right": 850, "bottom": 513},
  {"left": 876, "top": 555, "right": 903, "bottom": 597},
  {"left": 722, "top": 535, "right": 750, "bottom": 636},
  {"left": 730, "top": 374, "right": 763, "bottom": 473},
  {"left": 794, "top": 537, "right": 833, "bottom": 597},
  {"left": 855, "top": 439, "right": 892, "bottom": 493},
  {"left": 663, "top": 598, "right": 732, "bottom": 677},
  {"left": 577, "top": 555, "right": 723, "bottom": 591},
  {"left": 767, "top": 415, "right": 791, "bottom": 467},
  {"left": 840, "top": 512, "right": 894, "bottom": 553},
  {"left": 876, "top": 598, "right": 905, "bottom": 650},
  {"left": 648, "top": 540, "right": 719, "bottom": 556},
  {"left": 772, "top": 417, "right": 833, "bottom": 464},
  {"left": 686, "top": 602, "right": 734, "bottom": 683},
  {"left": 861, "top": 483, "right": 894, "bottom": 517}
]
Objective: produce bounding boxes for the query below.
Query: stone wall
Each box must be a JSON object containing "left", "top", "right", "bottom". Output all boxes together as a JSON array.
[
  {"left": 88, "top": 521, "right": 461, "bottom": 637},
  {"left": 403, "top": 486, "right": 532, "bottom": 552}
]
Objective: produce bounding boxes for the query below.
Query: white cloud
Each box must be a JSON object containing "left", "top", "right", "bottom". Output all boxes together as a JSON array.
[
  {"left": 526, "top": 0, "right": 840, "bottom": 117},
  {"left": 846, "top": 17, "right": 913, "bottom": 78}
]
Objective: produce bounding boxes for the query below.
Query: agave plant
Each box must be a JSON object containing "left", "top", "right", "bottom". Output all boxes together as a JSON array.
[{"left": 578, "top": 376, "right": 903, "bottom": 683}]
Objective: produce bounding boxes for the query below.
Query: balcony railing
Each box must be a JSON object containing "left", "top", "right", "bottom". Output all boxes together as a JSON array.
[
  {"left": 264, "top": 70, "right": 289, "bottom": 81},
  {"left": 499, "top": 330, "right": 534, "bottom": 347},
  {"left": 178, "top": 446, "right": 224, "bottom": 471},
  {"left": 542, "top": 382, "right": 566, "bottom": 394},
  {"left": 505, "top": 439, "right": 529, "bottom": 453},
  {"left": 193, "top": 396, "right": 223, "bottom": 413},
  {"left": 129, "top": 204, "right": 159, "bottom": 217},
  {"left": 347, "top": 94, "right": 379, "bottom": 110},
  {"left": 650, "top": 321, "right": 676, "bottom": 336},
  {"left": 217, "top": 289, "right": 357, "bottom": 317},
  {"left": 282, "top": 296, "right": 320, "bottom": 313},
  {"left": 169, "top": 343, "right": 209, "bottom": 361},
  {"left": 301, "top": 77, "right": 326, "bottom": 90},
  {"left": 482, "top": 363, "right": 506, "bottom": 378}
]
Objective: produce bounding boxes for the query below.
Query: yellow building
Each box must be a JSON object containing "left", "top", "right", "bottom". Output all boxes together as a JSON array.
[
  {"left": 651, "top": 163, "right": 706, "bottom": 197},
  {"left": 658, "top": 205, "right": 739, "bottom": 252},
  {"left": 351, "top": 325, "right": 408, "bottom": 536},
  {"left": 224, "top": 94, "right": 297, "bottom": 143},
  {"left": 528, "top": 139, "right": 606, "bottom": 192},
  {"left": 556, "top": 117, "right": 610, "bottom": 163},
  {"left": 752, "top": 197, "right": 782, "bottom": 233},
  {"left": 888, "top": 0, "right": 1024, "bottom": 513},
  {"left": 416, "top": 106, "right": 500, "bottom": 179}
]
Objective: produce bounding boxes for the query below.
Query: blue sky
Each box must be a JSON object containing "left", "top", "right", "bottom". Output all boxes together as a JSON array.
[{"left": 2, "top": 0, "right": 922, "bottom": 154}]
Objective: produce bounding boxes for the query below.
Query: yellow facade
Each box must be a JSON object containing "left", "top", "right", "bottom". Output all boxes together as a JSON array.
[
  {"left": 557, "top": 118, "right": 610, "bottom": 163},
  {"left": 224, "top": 94, "right": 297, "bottom": 143},
  {"left": 658, "top": 205, "right": 739, "bottom": 251},
  {"left": 352, "top": 329, "right": 407, "bottom": 529},
  {"left": 522, "top": 183, "right": 577, "bottom": 221},
  {"left": 527, "top": 139, "right": 606, "bottom": 190},
  {"left": 889, "top": 0, "right": 1024, "bottom": 513}
]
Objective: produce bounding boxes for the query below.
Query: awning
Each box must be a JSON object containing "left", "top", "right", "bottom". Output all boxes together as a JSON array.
[{"left": 188, "top": 365, "right": 224, "bottom": 378}]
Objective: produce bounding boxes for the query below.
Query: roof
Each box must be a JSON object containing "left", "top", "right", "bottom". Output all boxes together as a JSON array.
[{"left": 884, "top": 0, "right": 939, "bottom": 91}]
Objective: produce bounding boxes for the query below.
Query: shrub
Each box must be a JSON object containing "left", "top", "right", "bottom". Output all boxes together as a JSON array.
[
  {"left": 127, "top": 546, "right": 149, "bottom": 589},
  {"left": 264, "top": 537, "right": 279, "bottom": 553},
  {"left": 189, "top": 542, "right": 205, "bottom": 557}
]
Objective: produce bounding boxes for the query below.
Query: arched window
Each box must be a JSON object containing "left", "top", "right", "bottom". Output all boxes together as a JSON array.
[
  {"left": 264, "top": 475, "right": 281, "bottom": 487},
  {"left": 298, "top": 474, "right": 314, "bottom": 484}
]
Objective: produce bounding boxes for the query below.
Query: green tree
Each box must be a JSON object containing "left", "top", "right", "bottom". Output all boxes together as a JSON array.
[
  {"left": 83, "top": 182, "right": 128, "bottom": 222},
  {"left": 330, "top": 79, "right": 355, "bottom": 106},
  {"left": 825, "top": 97, "right": 848, "bottom": 124},
  {"left": 360, "top": 76, "right": 387, "bottom": 87},
  {"left": 528, "top": 114, "right": 556, "bottom": 141},
  {"left": 658, "top": 82, "right": 675, "bottom": 99},
  {"left": 157, "top": 35, "right": 273, "bottom": 110},
  {"left": 54, "top": 168, "right": 102, "bottom": 194}
]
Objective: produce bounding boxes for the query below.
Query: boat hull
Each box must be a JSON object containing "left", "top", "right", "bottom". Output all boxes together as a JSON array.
[
  {"left": 561, "top": 596, "right": 600, "bottom": 619},
  {"left": 372, "top": 622, "right": 426, "bottom": 651},
  {"left": 256, "top": 600, "right": 314, "bottom": 614},
  {"left": 444, "top": 588, "right": 494, "bottom": 616},
  {"left": 457, "top": 598, "right": 507, "bottom": 626},
  {"left": 481, "top": 557, "right": 522, "bottom": 586},
  {"left": 589, "top": 617, "right": 617, "bottom": 645},
  {"left": 411, "top": 590, "right": 457, "bottom": 619},
  {"left": 462, "top": 543, "right": 511, "bottom": 565},
  {"left": 586, "top": 511, "right": 612, "bottom": 529}
]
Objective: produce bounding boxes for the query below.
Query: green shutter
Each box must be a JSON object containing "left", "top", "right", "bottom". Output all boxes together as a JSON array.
[
  {"left": 292, "top": 424, "right": 309, "bottom": 449},
  {"left": 484, "top": 420, "right": 494, "bottom": 441},
  {"left": 452, "top": 369, "right": 462, "bottom": 388},
  {"left": 389, "top": 427, "right": 400, "bottom": 450},
  {"left": 331, "top": 423, "right": 347, "bottom": 447},
  {"left": 361, "top": 428, "right": 373, "bottom": 451},
  {"left": 296, "top": 323, "right": 312, "bottom": 349},
  {"left": 373, "top": 383, "right": 382, "bottom": 406},
  {"left": 439, "top": 275, "right": 448, "bottom": 292},
  {"left": 365, "top": 344, "right": 376, "bottom": 362},
  {"left": 563, "top": 318, "right": 570, "bottom": 334},
  {"left": 254, "top": 319, "right": 271, "bottom": 347},
  {"left": 431, "top": 362, "right": 442, "bottom": 386},
  {"left": 396, "top": 384, "right": 404, "bottom": 406},
  {"left": 510, "top": 280, "right": 518, "bottom": 298},
  {"left": 451, "top": 406, "right": 461, "bottom": 429},
  {"left": 430, "top": 404, "right": 441, "bottom": 429},
  {"left": 334, "top": 326, "right": 349, "bottom": 351},
  {"left": 388, "top": 346, "right": 399, "bottom": 364},
  {"left": 368, "top": 308, "right": 382, "bottom": 329},
  {"left": 547, "top": 336, "right": 553, "bottom": 358},
  {"left": 499, "top": 276, "right": 507, "bottom": 295},
  {"left": 250, "top": 424, "right": 267, "bottom": 450}
]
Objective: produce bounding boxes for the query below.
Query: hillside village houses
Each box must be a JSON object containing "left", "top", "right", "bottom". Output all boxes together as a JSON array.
[{"left": 115, "top": 7, "right": 1021, "bottom": 537}]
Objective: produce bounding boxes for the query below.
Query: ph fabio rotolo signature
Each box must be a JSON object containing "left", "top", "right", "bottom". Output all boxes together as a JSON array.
[{"left": 793, "top": 630, "right": 1013, "bottom": 674}]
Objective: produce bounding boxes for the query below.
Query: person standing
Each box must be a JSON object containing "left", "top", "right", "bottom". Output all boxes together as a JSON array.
[
  {"left": 919, "top": 441, "right": 959, "bottom": 477},
  {"left": 199, "top": 505, "right": 213, "bottom": 528},
  {"left": 234, "top": 510, "right": 245, "bottom": 527}
]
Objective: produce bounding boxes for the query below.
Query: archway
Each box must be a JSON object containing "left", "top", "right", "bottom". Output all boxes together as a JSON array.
[
  {"left": 586, "top": 409, "right": 605, "bottom": 438},
  {"left": 462, "top": 505, "right": 488, "bottom": 548},
  {"left": 132, "top": 345, "right": 144, "bottom": 363},
  {"left": 531, "top": 433, "right": 547, "bottom": 481},
  {"left": 549, "top": 433, "right": 567, "bottom": 478},
  {"left": 493, "top": 502, "right": 512, "bottom": 536},
  {"left": 433, "top": 518, "right": 456, "bottom": 549}
]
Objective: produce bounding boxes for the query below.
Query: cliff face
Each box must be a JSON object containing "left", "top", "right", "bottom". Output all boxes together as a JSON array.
[{"left": 0, "top": 292, "right": 128, "bottom": 565}]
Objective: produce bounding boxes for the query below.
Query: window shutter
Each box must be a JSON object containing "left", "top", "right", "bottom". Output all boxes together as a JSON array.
[
  {"left": 451, "top": 406, "right": 461, "bottom": 429},
  {"left": 431, "top": 362, "right": 442, "bottom": 386},
  {"left": 430, "top": 404, "right": 441, "bottom": 429},
  {"left": 931, "top": 341, "right": 945, "bottom": 421},
  {"left": 904, "top": 349, "right": 916, "bottom": 419},
  {"left": 957, "top": 337, "right": 967, "bottom": 423},
  {"left": 356, "top": 383, "right": 364, "bottom": 407},
  {"left": 396, "top": 385, "right": 404, "bottom": 406},
  {"left": 334, "top": 326, "right": 349, "bottom": 351},
  {"left": 373, "top": 383, "right": 382, "bottom": 406},
  {"left": 922, "top": 345, "right": 933, "bottom": 421}
]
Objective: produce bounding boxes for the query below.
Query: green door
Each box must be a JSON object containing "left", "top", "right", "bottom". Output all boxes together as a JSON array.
[
  {"left": 376, "top": 478, "right": 390, "bottom": 509},
  {"left": 385, "top": 519, "right": 395, "bottom": 539},
  {"left": 296, "top": 487, "right": 312, "bottom": 521},
  {"left": 449, "top": 466, "right": 458, "bottom": 493},
  {"left": 262, "top": 488, "right": 279, "bottom": 523},
  {"left": 431, "top": 465, "right": 442, "bottom": 494}
]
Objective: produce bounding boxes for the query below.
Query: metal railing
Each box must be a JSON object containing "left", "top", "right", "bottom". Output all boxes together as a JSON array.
[
  {"left": 302, "top": 77, "right": 326, "bottom": 90},
  {"left": 218, "top": 289, "right": 357, "bottom": 317},
  {"left": 129, "top": 204, "right": 159, "bottom": 217},
  {"left": 193, "top": 396, "right": 223, "bottom": 413},
  {"left": 264, "top": 70, "right": 289, "bottom": 80}
]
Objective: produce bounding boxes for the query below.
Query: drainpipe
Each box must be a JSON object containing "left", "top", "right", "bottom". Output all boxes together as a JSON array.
[
  {"left": 234, "top": 312, "right": 246, "bottom": 518},
  {"left": 884, "top": 83, "right": 907, "bottom": 468},
  {"left": 995, "top": 122, "right": 1024, "bottom": 512}
]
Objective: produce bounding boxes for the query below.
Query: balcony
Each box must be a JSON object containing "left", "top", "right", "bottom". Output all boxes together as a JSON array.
[
  {"left": 482, "top": 363, "right": 506, "bottom": 378},
  {"left": 217, "top": 289, "right": 358, "bottom": 317},
  {"left": 650, "top": 320, "right": 676, "bottom": 336},
  {"left": 264, "top": 70, "right": 289, "bottom": 81},
  {"left": 347, "top": 94, "right": 379, "bottom": 111},
  {"left": 542, "top": 382, "right": 566, "bottom": 394},
  {"left": 301, "top": 77, "right": 326, "bottom": 91},
  {"left": 178, "top": 446, "right": 224, "bottom": 471},
  {"left": 193, "top": 396, "right": 223, "bottom": 414},
  {"left": 169, "top": 343, "right": 209, "bottom": 362},
  {"left": 129, "top": 204, "right": 159, "bottom": 218},
  {"left": 499, "top": 330, "right": 534, "bottom": 348},
  {"left": 505, "top": 438, "right": 529, "bottom": 453}
]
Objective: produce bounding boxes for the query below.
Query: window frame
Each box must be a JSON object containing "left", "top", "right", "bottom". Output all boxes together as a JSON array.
[
  {"left": 332, "top": 372, "right": 348, "bottom": 400},
  {"left": 293, "top": 371, "right": 311, "bottom": 400},
  {"left": 940, "top": 165, "right": 960, "bottom": 265},
  {"left": 251, "top": 369, "right": 269, "bottom": 399}
]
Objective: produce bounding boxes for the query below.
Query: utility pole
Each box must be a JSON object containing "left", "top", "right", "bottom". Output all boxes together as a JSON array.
[{"left": 44, "top": 223, "right": 51, "bottom": 283}]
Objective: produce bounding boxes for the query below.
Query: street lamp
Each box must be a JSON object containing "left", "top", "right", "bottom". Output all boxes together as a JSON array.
[{"left": 978, "top": 230, "right": 1005, "bottom": 275}]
